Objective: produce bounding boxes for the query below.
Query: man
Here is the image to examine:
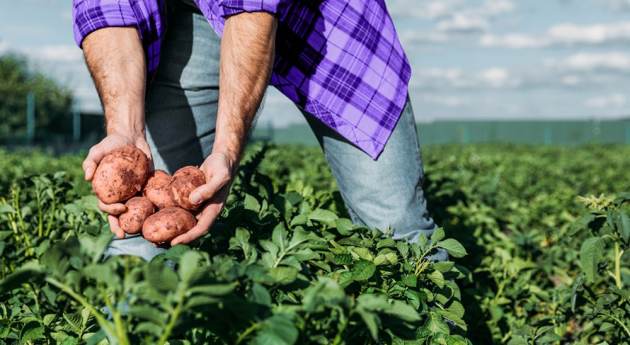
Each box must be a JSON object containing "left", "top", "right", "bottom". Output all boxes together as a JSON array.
[{"left": 73, "top": 0, "right": 447, "bottom": 262}]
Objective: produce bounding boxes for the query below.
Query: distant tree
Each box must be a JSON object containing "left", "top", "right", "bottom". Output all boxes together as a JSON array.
[{"left": 0, "top": 54, "right": 74, "bottom": 138}]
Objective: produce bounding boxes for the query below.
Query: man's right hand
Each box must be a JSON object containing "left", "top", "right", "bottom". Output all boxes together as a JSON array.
[{"left": 83, "top": 132, "right": 152, "bottom": 239}]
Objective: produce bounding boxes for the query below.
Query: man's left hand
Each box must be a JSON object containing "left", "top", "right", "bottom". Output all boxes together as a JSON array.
[{"left": 170, "top": 151, "right": 236, "bottom": 246}]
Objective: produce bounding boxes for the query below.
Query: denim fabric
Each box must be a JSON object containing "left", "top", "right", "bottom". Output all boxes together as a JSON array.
[{"left": 105, "top": 3, "right": 447, "bottom": 263}]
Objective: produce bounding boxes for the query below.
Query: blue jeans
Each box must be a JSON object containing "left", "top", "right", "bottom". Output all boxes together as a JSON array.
[{"left": 105, "top": 3, "right": 446, "bottom": 262}]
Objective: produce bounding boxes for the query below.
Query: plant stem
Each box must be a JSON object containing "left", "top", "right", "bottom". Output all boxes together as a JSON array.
[
  {"left": 44, "top": 191, "right": 55, "bottom": 237},
  {"left": 100, "top": 284, "right": 129, "bottom": 344},
  {"left": 36, "top": 191, "right": 43, "bottom": 237},
  {"left": 599, "top": 311, "right": 630, "bottom": 339},
  {"left": 13, "top": 188, "right": 34, "bottom": 256},
  {"left": 158, "top": 286, "right": 186, "bottom": 344},
  {"left": 235, "top": 322, "right": 259, "bottom": 344},
  {"left": 614, "top": 241, "right": 623, "bottom": 289},
  {"left": 45, "top": 277, "right": 122, "bottom": 344},
  {"left": 333, "top": 311, "right": 353, "bottom": 345}
]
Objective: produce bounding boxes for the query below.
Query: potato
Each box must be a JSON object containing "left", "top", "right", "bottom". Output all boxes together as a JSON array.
[
  {"left": 92, "top": 146, "right": 149, "bottom": 204},
  {"left": 142, "top": 207, "right": 196, "bottom": 243},
  {"left": 142, "top": 170, "right": 175, "bottom": 209},
  {"left": 119, "top": 197, "right": 155, "bottom": 234},
  {"left": 168, "top": 166, "right": 206, "bottom": 211}
]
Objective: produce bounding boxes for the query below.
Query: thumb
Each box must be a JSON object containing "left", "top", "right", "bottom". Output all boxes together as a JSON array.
[{"left": 189, "top": 175, "right": 228, "bottom": 206}]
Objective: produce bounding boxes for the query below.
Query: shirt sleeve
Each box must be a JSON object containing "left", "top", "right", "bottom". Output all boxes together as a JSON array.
[
  {"left": 72, "top": 0, "right": 166, "bottom": 75},
  {"left": 218, "top": 0, "right": 289, "bottom": 18}
]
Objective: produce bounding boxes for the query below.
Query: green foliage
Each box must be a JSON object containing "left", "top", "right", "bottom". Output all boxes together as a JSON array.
[
  {"left": 0, "top": 143, "right": 468, "bottom": 344},
  {"left": 1, "top": 142, "right": 629, "bottom": 344},
  {"left": 0, "top": 54, "right": 74, "bottom": 138}
]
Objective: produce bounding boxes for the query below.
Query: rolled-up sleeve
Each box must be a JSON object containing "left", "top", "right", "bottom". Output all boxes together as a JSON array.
[
  {"left": 72, "top": 0, "right": 166, "bottom": 75},
  {"left": 219, "top": 0, "right": 288, "bottom": 18}
]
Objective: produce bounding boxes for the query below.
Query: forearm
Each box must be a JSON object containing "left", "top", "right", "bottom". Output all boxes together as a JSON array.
[
  {"left": 82, "top": 27, "right": 147, "bottom": 136},
  {"left": 214, "top": 12, "right": 277, "bottom": 167}
]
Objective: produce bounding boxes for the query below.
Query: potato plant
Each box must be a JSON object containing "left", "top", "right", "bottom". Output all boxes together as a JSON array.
[{"left": 0, "top": 143, "right": 629, "bottom": 344}]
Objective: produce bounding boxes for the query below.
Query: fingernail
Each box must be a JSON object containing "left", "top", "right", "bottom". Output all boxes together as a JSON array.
[
  {"left": 85, "top": 167, "right": 93, "bottom": 180},
  {"left": 190, "top": 192, "right": 201, "bottom": 205}
]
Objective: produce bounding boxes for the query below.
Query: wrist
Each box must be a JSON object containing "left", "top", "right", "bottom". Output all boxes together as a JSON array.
[
  {"left": 105, "top": 111, "right": 146, "bottom": 138},
  {"left": 212, "top": 146, "right": 239, "bottom": 168}
]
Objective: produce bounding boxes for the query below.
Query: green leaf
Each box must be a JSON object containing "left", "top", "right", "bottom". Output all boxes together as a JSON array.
[
  {"left": 146, "top": 261, "right": 179, "bottom": 291},
  {"left": 244, "top": 194, "right": 261, "bottom": 213},
  {"left": 425, "top": 312, "right": 450, "bottom": 334},
  {"left": 613, "top": 211, "right": 630, "bottom": 242},
  {"left": 431, "top": 228, "right": 445, "bottom": 242},
  {"left": 253, "top": 314, "right": 298, "bottom": 345},
  {"left": 309, "top": 209, "right": 338, "bottom": 224},
  {"left": 333, "top": 253, "right": 353, "bottom": 265},
  {"left": 433, "top": 261, "right": 455, "bottom": 273},
  {"left": 507, "top": 336, "right": 529, "bottom": 345},
  {"left": 0, "top": 266, "right": 43, "bottom": 293},
  {"left": 268, "top": 267, "right": 299, "bottom": 285},
  {"left": 352, "top": 260, "right": 376, "bottom": 281},
  {"left": 580, "top": 237, "right": 604, "bottom": 282},
  {"left": 428, "top": 270, "right": 445, "bottom": 289},
  {"left": 128, "top": 306, "right": 166, "bottom": 326},
  {"left": 402, "top": 274, "right": 418, "bottom": 287},
  {"left": 569, "top": 213, "right": 596, "bottom": 235},
  {"left": 396, "top": 241, "right": 409, "bottom": 258},
  {"left": 0, "top": 204, "right": 14, "bottom": 214},
  {"left": 437, "top": 239, "right": 467, "bottom": 258},
  {"left": 356, "top": 308, "right": 380, "bottom": 341},
  {"left": 178, "top": 250, "right": 202, "bottom": 283},
  {"left": 20, "top": 321, "right": 44, "bottom": 343},
  {"left": 335, "top": 218, "right": 354, "bottom": 235},
  {"left": 571, "top": 273, "right": 584, "bottom": 313}
]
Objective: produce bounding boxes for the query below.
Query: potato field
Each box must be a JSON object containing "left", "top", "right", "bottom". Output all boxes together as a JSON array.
[{"left": 0, "top": 143, "right": 629, "bottom": 344}]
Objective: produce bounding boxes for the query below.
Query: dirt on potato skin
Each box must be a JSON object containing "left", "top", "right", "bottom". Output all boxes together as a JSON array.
[
  {"left": 92, "top": 146, "right": 149, "bottom": 204},
  {"left": 168, "top": 166, "right": 205, "bottom": 211},
  {"left": 142, "top": 206, "right": 196, "bottom": 243},
  {"left": 119, "top": 197, "right": 155, "bottom": 234},
  {"left": 143, "top": 170, "right": 175, "bottom": 209}
]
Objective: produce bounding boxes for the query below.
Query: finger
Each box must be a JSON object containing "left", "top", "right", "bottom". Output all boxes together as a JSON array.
[
  {"left": 136, "top": 139, "right": 155, "bottom": 171},
  {"left": 171, "top": 203, "right": 222, "bottom": 246},
  {"left": 108, "top": 215, "right": 126, "bottom": 239},
  {"left": 83, "top": 145, "right": 106, "bottom": 181},
  {"left": 98, "top": 199, "right": 126, "bottom": 215},
  {"left": 189, "top": 174, "right": 229, "bottom": 206}
]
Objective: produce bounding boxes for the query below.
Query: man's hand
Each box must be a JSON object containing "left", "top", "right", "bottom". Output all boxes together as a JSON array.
[
  {"left": 81, "top": 26, "right": 148, "bottom": 239},
  {"left": 170, "top": 151, "right": 235, "bottom": 245},
  {"left": 83, "top": 132, "right": 152, "bottom": 239},
  {"left": 169, "top": 12, "right": 277, "bottom": 245}
]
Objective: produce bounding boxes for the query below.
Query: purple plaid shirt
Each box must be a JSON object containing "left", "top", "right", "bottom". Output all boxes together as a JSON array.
[{"left": 72, "top": 0, "right": 411, "bottom": 158}]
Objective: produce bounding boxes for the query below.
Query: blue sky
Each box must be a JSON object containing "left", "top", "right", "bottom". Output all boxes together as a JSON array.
[{"left": 1, "top": 0, "right": 629, "bottom": 126}]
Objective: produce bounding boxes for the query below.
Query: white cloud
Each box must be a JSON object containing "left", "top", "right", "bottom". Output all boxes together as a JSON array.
[
  {"left": 480, "top": 22, "right": 630, "bottom": 48},
  {"left": 477, "top": 67, "right": 515, "bottom": 87},
  {"left": 585, "top": 93, "right": 626, "bottom": 108},
  {"left": 388, "top": 0, "right": 464, "bottom": 20},
  {"left": 437, "top": 13, "right": 489, "bottom": 33},
  {"left": 413, "top": 66, "right": 522, "bottom": 90},
  {"left": 399, "top": 31, "right": 449, "bottom": 46},
  {"left": 563, "top": 52, "right": 630, "bottom": 72},
  {"left": 29, "top": 44, "right": 83, "bottom": 62}
]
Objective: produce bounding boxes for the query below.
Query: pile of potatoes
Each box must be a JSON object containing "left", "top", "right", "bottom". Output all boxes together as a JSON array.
[{"left": 92, "top": 145, "right": 205, "bottom": 243}]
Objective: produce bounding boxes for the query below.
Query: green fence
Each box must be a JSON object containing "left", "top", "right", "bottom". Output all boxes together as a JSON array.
[{"left": 252, "top": 119, "right": 630, "bottom": 147}]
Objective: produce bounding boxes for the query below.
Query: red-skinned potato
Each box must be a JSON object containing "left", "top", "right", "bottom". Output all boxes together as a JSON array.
[
  {"left": 168, "top": 166, "right": 206, "bottom": 211},
  {"left": 119, "top": 197, "right": 155, "bottom": 234},
  {"left": 142, "top": 170, "right": 175, "bottom": 209},
  {"left": 92, "top": 146, "right": 149, "bottom": 204},
  {"left": 142, "top": 207, "right": 196, "bottom": 243}
]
